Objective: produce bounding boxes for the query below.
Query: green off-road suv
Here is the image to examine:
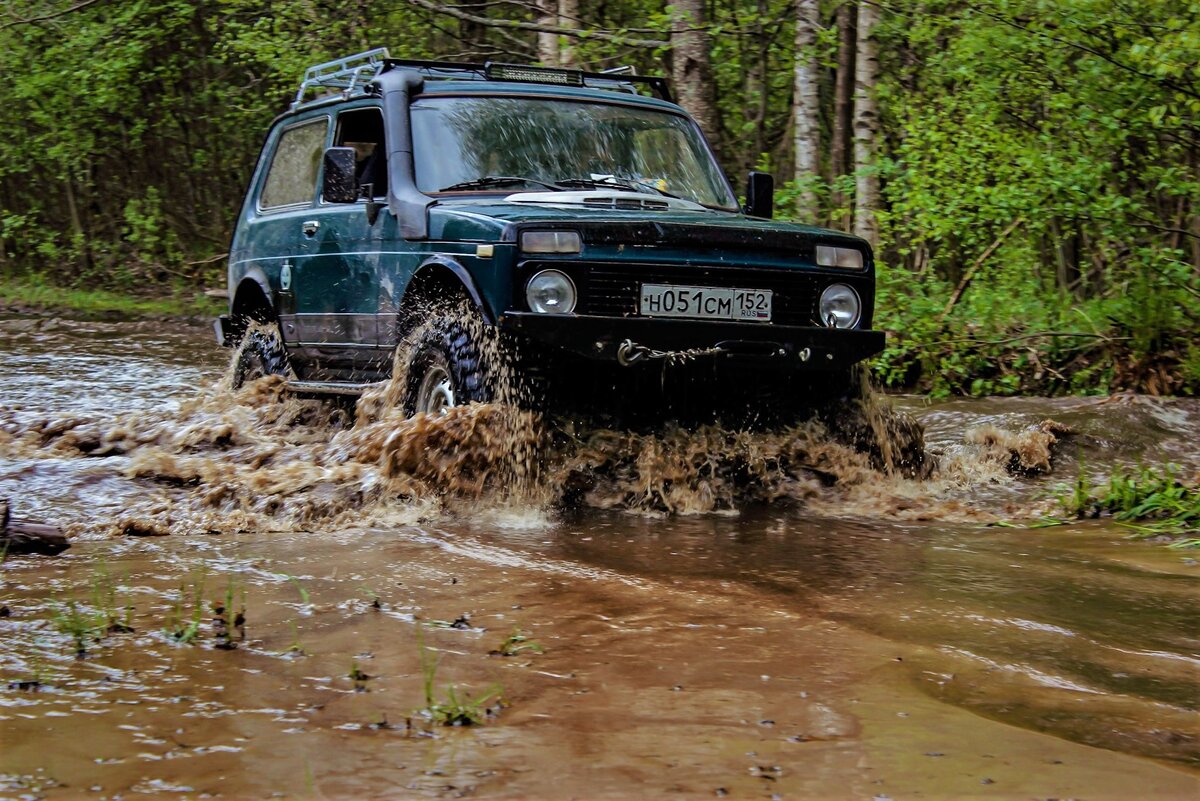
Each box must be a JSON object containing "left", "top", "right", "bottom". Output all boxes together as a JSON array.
[{"left": 217, "top": 49, "right": 884, "bottom": 420}]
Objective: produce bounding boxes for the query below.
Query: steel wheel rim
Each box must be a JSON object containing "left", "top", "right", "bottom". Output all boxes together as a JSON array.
[{"left": 416, "top": 364, "right": 455, "bottom": 414}]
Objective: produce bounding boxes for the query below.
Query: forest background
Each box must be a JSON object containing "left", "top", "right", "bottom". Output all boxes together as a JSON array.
[{"left": 0, "top": 0, "right": 1196, "bottom": 396}]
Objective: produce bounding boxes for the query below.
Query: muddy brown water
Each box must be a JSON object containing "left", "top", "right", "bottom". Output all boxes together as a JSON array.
[{"left": 0, "top": 313, "right": 1197, "bottom": 800}]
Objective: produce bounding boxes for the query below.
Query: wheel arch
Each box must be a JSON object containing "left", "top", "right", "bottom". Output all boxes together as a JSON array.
[
  {"left": 399, "top": 257, "right": 495, "bottom": 336},
  {"left": 226, "top": 269, "right": 275, "bottom": 343}
]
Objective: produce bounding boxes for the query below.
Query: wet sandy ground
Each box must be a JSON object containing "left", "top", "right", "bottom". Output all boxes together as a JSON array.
[{"left": 0, "top": 314, "right": 1197, "bottom": 799}]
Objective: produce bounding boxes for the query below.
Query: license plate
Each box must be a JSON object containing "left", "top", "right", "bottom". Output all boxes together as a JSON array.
[{"left": 639, "top": 284, "right": 772, "bottom": 322}]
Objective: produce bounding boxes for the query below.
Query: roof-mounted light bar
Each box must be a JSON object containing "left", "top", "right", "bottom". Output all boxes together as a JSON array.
[
  {"left": 484, "top": 62, "right": 585, "bottom": 87},
  {"left": 387, "top": 59, "right": 672, "bottom": 102}
]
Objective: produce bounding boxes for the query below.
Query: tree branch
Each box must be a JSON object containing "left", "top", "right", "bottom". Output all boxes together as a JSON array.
[
  {"left": 931, "top": 331, "right": 1130, "bottom": 348},
  {"left": 939, "top": 217, "right": 1025, "bottom": 321},
  {"left": 402, "top": 0, "right": 669, "bottom": 48},
  {"left": 0, "top": 0, "right": 101, "bottom": 30}
]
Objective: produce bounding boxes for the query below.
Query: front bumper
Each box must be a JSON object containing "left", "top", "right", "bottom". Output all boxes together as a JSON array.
[
  {"left": 500, "top": 312, "right": 884, "bottom": 369},
  {"left": 214, "top": 315, "right": 234, "bottom": 348}
]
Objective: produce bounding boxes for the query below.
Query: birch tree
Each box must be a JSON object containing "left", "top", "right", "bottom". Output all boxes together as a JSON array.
[
  {"left": 536, "top": 0, "right": 559, "bottom": 66},
  {"left": 852, "top": 0, "right": 880, "bottom": 245},
  {"left": 559, "top": 0, "right": 579, "bottom": 68},
  {"left": 792, "top": 0, "right": 821, "bottom": 220},
  {"left": 830, "top": 0, "right": 856, "bottom": 226},
  {"left": 671, "top": 0, "right": 719, "bottom": 154}
]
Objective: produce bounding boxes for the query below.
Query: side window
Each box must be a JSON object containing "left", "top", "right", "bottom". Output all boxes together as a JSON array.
[
  {"left": 260, "top": 119, "right": 327, "bottom": 209},
  {"left": 334, "top": 108, "right": 387, "bottom": 199}
]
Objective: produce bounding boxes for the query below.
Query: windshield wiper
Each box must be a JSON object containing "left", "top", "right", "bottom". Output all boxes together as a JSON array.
[
  {"left": 556, "top": 176, "right": 682, "bottom": 200},
  {"left": 436, "top": 176, "right": 563, "bottom": 193}
]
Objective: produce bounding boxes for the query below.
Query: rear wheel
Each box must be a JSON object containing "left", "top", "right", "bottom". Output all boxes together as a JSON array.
[{"left": 232, "top": 324, "right": 291, "bottom": 388}]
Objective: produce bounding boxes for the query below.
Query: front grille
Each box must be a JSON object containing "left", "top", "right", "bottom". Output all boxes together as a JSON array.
[{"left": 553, "top": 262, "right": 833, "bottom": 327}]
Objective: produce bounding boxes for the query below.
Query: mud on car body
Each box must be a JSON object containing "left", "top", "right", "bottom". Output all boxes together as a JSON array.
[{"left": 217, "top": 49, "right": 884, "bottom": 418}]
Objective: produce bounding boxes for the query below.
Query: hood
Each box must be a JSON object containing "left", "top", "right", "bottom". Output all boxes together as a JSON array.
[{"left": 428, "top": 198, "right": 869, "bottom": 261}]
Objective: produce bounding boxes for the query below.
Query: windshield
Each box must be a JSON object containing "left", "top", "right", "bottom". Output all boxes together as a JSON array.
[{"left": 411, "top": 96, "right": 737, "bottom": 209}]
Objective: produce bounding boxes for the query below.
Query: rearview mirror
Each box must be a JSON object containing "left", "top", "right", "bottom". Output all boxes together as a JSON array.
[
  {"left": 322, "top": 147, "right": 357, "bottom": 204},
  {"left": 744, "top": 171, "right": 774, "bottom": 219}
]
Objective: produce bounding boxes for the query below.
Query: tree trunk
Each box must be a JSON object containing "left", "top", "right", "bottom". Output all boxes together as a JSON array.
[
  {"left": 852, "top": 0, "right": 880, "bottom": 246},
  {"left": 536, "top": 0, "right": 560, "bottom": 66},
  {"left": 671, "top": 0, "right": 719, "bottom": 155},
  {"left": 458, "top": 0, "right": 489, "bottom": 55},
  {"left": 830, "top": 0, "right": 856, "bottom": 227},
  {"left": 793, "top": 0, "right": 821, "bottom": 221},
  {"left": 559, "top": 0, "right": 580, "bottom": 68}
]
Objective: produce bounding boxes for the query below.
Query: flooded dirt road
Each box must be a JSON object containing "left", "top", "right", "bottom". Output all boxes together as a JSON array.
[{"left": 1, "top": 314, "right": 1197, "bottom": 799}]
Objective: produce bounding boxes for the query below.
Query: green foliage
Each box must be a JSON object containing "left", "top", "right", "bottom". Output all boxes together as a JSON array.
[
  {"left": 285, "top": 620, "right": 307, "bottom": 657},
  {"left": 415, "top": 626, "right": 502, "bottom": 726},
  {"left": 284, "top": 573, "right": 310, "bottom": 604},
  {"left": 1062, "top": 464, "right": 1200, "bottom": 545},
  {"left": 870, "top": 0, "right": 1199, "bottom": 395},
  {"left": 53, "top": 601, "right": 96, "bottom": 658},
  {"left": 0, "top": 275, "right": 221, "bottom": 318},
  {"left": 165, "top": 571, "right": 207, "bottom": 644},
  {"left": 769, "top": 0, "right": 1200, "bottom": 397},
  {"left": 90, "top": 561, "right": 135, "bottom": 634},
  {"left": 492, "top": 627, "right": 544, "bottom": 657},
  {"left": 51, "top": 565, "right": 137, "bottom": 657}
]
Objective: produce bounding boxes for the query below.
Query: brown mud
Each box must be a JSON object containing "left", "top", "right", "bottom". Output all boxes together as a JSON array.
[
  {"left": 0, "top": 326, "right": 1071, "bottom": 534},
  {"left": 1, "top": 313, "right": 1198, "bottom": 799}
]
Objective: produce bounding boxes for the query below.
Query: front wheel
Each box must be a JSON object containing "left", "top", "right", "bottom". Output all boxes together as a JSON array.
[
  {"left": 232, "top": 323, "right": 292, "bottom": 389},
  {"left": 403, "top": 316, "right": 492, "bottom": 416}
]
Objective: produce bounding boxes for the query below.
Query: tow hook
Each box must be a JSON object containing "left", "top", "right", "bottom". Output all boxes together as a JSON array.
[
  {"left": 616, "top": 339, "right": 729, "bottom": 367},
  {"left": 616, "top": 339, "right": 644, "bottom": 366}
]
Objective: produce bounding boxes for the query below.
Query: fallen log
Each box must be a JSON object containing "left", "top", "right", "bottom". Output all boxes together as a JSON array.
[{"left": 1, "top": 499, "right": 70, "bottom": 556}]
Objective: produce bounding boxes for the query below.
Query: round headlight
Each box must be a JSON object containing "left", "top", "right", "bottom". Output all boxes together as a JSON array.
[
  {"left": 526, "top": 269, "right": 577, "bottom": 314},
  {"left": 819, "top": 283, "right": 861, "bottom": 329}
]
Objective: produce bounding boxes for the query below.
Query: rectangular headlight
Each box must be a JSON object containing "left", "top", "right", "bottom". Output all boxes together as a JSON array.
[
  {"left": 521, "top": 230, "right": 582, "bottom": 254},
  {"left": 815, "top": 245, "right": 864, "bottom": 270}
]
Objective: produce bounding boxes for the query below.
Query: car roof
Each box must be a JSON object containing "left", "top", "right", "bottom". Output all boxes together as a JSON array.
[
  {"left": 415, "top": 79, "right": 685, "bottom": 113},
  {"left": 274, "top": 80, "right": 687, "bottom": 129}
]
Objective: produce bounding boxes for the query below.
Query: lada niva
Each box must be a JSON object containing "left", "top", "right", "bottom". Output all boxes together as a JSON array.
[{"left": 216, "top": 49, "right": 883, "bottom": 419}]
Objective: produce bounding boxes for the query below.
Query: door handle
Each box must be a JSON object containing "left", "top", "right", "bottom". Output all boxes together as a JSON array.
[{"left": 302, "top": 220, "right": 320, "bottom": 237}]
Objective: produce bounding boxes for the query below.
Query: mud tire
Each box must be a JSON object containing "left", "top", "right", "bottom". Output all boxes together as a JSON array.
[
  {"left": 232, "top": 324, "right": 291, "bottom": 389},
  {"left": 403, "top": 316, "right": 492, "bottom": 416}
]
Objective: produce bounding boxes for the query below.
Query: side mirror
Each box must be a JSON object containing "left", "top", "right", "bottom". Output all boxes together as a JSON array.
[
  {"left": 322, "top": 147, "right": 358, "bottom": 204},
  {"left": 744, "top": 171, "right": 775, "bottom": 219}
]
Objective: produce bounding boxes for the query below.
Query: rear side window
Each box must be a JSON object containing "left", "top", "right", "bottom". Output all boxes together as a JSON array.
[{"left": 260, "top": 119, "right": 327, "bottom": 209}]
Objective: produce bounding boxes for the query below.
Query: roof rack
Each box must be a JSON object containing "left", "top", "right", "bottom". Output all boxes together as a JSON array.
[
  {"left": 292, "top": 47, "right": 393, "bottom": 110},
  {"left": 290, "top": 49, "right": 673, "bottom": 111}
]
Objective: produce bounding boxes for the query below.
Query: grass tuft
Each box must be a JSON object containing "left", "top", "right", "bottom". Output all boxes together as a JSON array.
[
  {"left": 415, "top": 626, "right": 502, "bottom": 726},
  {"left": 491, "top": 627, "right": 544, "bottom": 657},
  {"left": 1061, "top": 464, "right": 1200, "bottom": 545}
]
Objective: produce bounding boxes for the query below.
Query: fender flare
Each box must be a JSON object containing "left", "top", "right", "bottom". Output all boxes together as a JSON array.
[
  {"left": 232, "top": 267, "right": 274, "bottom": 320},
  {"left": 408, "top": 256, "right": 496, "bottom": 325}
]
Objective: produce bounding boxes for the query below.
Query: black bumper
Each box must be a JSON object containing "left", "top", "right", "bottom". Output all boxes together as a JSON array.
[
  {"left": 500, "top": 313, "right": 884, "bottom": 369},
  {"left": 214, "top": 315, "right": 234, "bottom": 348}
]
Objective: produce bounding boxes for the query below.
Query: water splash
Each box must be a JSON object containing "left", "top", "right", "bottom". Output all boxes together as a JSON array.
[{"left": 0, "top": 332, "right": 1083, "bottom": 539}]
